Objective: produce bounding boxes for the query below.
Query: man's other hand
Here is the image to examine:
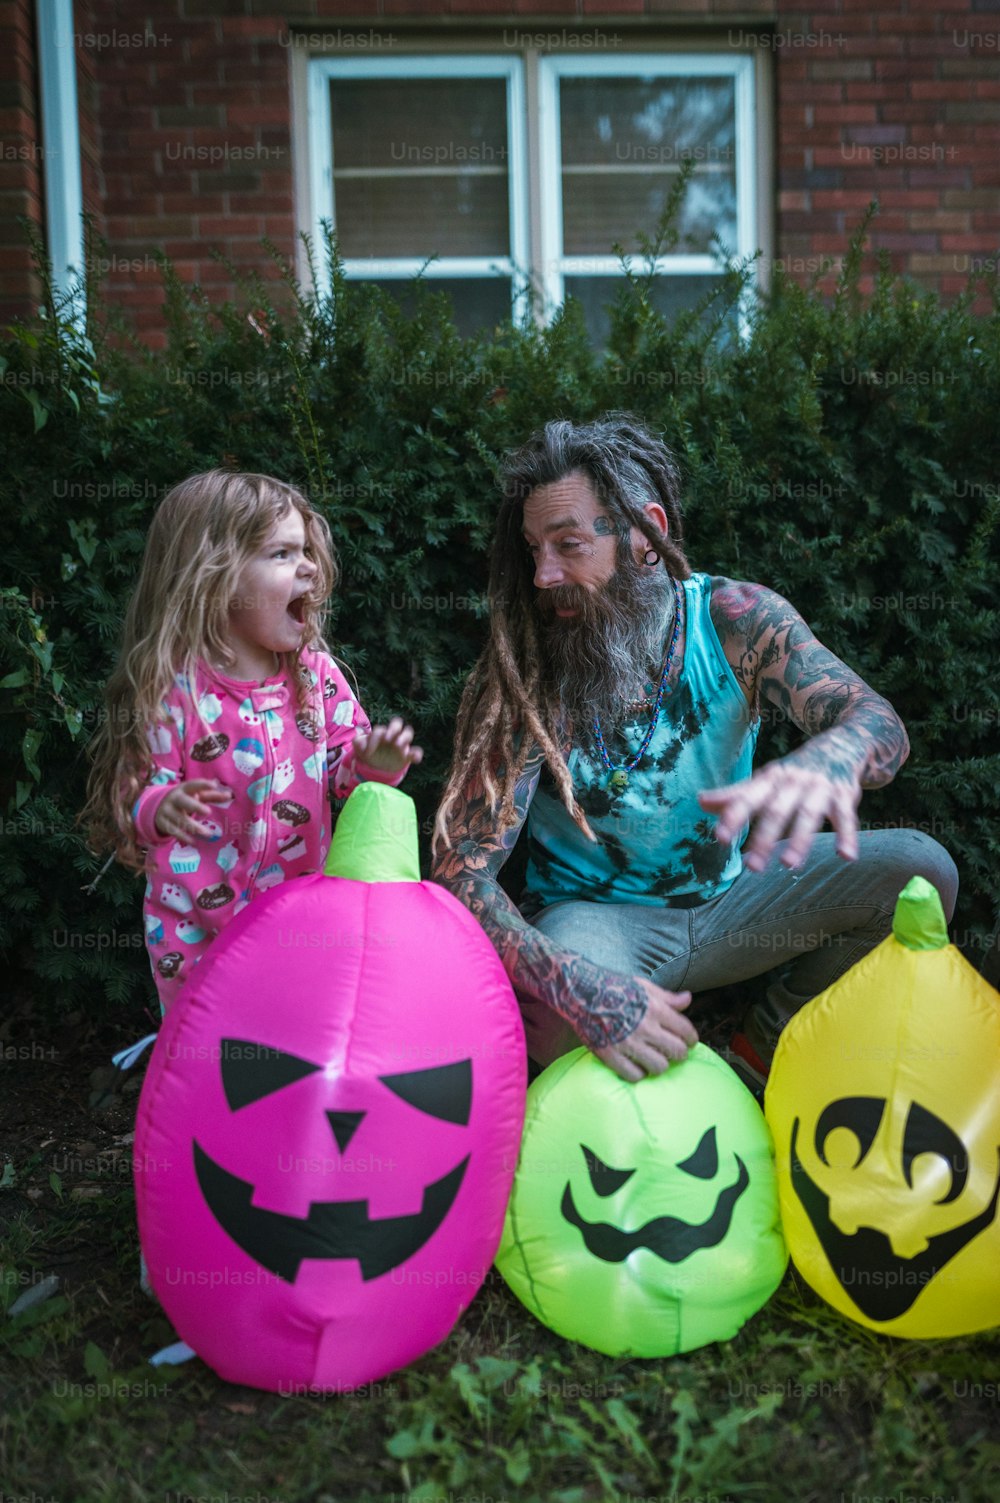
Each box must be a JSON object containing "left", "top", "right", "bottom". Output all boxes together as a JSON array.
[{"left": 594, "top": 977, "right": 697, "bottom": 1083}]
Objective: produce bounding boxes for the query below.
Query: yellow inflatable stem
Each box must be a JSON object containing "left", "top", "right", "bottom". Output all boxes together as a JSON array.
[
  {"left": 322, "top": 783, "right": 420, "bottom": 884},
  {"left": 892, "top": 874, "right": 949, "bottom": 951}
]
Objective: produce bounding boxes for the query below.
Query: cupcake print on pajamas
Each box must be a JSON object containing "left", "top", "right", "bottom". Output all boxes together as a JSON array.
[
  {"left": 148, "top": 723, "right": 172, "bottom": 755},
  {"left": 197, "top": 692, "right": 223, "bottom": 724},
  {"left": 278, "top": 833, "right": 306, "bottom": 863},
  {"left": 216, "top": 840, "right": 239, "bottom": 873},
  {"left": 169, "top": 843, "right": 200, "bottom": 875},
  {"left": 161, "top": 883, "right": 194, "bottom": 915},
  {"left": 303, "top": 751, "right": 325, "bottom": 783},
  {"left": 247, "top": 774, "right": 273, "bottom": 805},
  {"left": 233, "top": 737, "right": 265, "bottom": 775},
  {"left": 273, "top": 758, "right": 295, "bottom": 794}
]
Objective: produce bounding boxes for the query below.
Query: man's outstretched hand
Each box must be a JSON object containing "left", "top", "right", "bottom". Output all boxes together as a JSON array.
[
  {"left": 594, "top": 976, "right": 697, "bottom": 1083},
  {"left": 699, "top": 752, "right": 862, "bottom": 873}
]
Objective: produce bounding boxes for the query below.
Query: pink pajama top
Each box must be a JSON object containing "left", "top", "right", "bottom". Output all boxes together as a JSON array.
[{"left": 133, "top": 649, "right": 406, "bottom": 1013}]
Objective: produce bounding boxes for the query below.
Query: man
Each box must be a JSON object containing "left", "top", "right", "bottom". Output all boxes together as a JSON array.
[{"left": 431, "top": 415, "right": 958, "bottom": 1087}]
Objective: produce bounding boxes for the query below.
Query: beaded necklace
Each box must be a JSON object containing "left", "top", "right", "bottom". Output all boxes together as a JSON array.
[{"left": 592, "top": 575, "right": 682, "bottom": 794}]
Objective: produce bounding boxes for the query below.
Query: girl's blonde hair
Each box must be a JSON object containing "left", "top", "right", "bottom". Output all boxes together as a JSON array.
[{"left": 82, "top": 469, "right": 337, "bottom": 873}]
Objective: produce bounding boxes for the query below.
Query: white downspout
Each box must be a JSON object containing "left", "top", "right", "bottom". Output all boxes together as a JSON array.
[{"left": 36, "top": 0, "right": 85, "bottom": 303}]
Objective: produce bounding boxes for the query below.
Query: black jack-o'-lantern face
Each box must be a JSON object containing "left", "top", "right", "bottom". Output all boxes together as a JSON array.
[
  {"left": 791, "top": 1095, "right": 1000, "bottom": 1322},
  {"left": 192, "top": 1039, "right": 473, "bottom": 1282},
  {"left": 561, "top": 1126, "right": 750, "bottom": 1263}
]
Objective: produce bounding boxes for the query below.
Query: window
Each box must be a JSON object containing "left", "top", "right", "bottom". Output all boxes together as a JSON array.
[{"left": 305, "top": 47, "right": 758, "bottom": 340}]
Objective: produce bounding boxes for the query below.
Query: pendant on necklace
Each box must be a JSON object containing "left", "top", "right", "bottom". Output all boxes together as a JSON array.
[{"left": 608, "top": 768, "right": 629, "bottom": 794}]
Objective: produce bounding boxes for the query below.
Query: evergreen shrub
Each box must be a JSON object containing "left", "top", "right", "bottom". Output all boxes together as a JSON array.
[{"left": 2, "top": 219, "right": 998, "bottom": 1023}]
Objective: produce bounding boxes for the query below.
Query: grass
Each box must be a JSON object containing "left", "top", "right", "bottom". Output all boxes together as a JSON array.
[{"left": 1, "top": 1020, "right": 998, "bottom": 1503}]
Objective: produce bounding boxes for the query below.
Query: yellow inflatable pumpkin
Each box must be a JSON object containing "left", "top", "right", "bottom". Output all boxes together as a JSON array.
[{"left": 765, "top": 875, "right": 1000, "bottom": 1338}]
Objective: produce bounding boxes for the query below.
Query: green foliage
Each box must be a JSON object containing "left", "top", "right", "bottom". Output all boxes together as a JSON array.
[{"left": 2, "top": 217, "right": 998, "bottom": 1019}]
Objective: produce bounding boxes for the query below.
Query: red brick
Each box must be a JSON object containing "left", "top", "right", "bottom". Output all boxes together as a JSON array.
[
  {"left": 161, "top": 193, "right": 225, "bottom": 214},
  {"left": 809, "top": 60, "right": 873, "bottom": 78},
  {"left": 910, "top": 80, "right": 969, "bottom": 99},
  {"left": 215, "top": 15, "right": 287, "bottom": 37},
  {"left": 909, "top": 210, "right": 970, "bottom": 231},
  {"left": 196, "top": 215, "right": 263, "bottom": 236},
  {"left": 940, "top": 233, "right": 1000, "bottom": 251},
  {"left": 875, "top": 13, "right": 944, "bottom": 32},
  {"left": 225, "top": 105, "right": 290, "bottom": 127},
  {"left": 780, "top": 83, "right": 845, "bottom": 101},
  {"left": 875, "top": 59, "right": 936, "bottom": 78},
  {"left": 579, "top": 0, "right": 646, "bottom": 11},
  {"left": 774, "top": 59, "right": 810, "bottom": 82},
  {"left": 908, "top": 168, "right": 971, "bottom": 186},
  {"left": 812, "top": 104, "right": 877, "bottom": 123},
  {"left": 130, "top": 214, "right": 196, "bottom": 236},
  {"left": 909, "top": 252, "right": 969, "bottom": 272},
  {"left": 813, "top": 189, "right": 891, "bottom": 208}
]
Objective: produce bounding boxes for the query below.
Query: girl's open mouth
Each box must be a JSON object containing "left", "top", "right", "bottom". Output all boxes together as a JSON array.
[{"left": 287, "top": 596, "right": 307, "bottom": 625}]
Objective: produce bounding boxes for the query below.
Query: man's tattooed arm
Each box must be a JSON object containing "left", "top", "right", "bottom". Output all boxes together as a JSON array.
[
  {"left": 430, "top": 751, "right": 646, "bottom": 1048},
  {"left": 710, "top": 577, "right": 910, "bottom": 787}
]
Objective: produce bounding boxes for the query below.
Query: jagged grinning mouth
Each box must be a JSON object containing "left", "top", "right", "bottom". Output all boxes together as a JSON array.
[
  {"left": 193, "top": 1140, "right": 470, "bottom": 1281},
  {"left": 789, "top": 1117, "right": 1000, "bottom": 1322},
  {"left": 560, "top": 1157, "right": 750, "bottom": 1263}
]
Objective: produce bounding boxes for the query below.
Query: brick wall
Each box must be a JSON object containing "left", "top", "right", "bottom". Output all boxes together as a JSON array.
[
  {"left": 2, "top": 0, "right": 997, "bottom": 339},
  {"left": 774, "top": 0, "right": 1000, "bottom": 300},
  {"left": 0, "top": 0, "right": 44, "bottom": 324}
]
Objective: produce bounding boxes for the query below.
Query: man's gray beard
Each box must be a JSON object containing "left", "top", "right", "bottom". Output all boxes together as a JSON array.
[{"left": 535, "top": 563, "right": 675, "bottom": 742}]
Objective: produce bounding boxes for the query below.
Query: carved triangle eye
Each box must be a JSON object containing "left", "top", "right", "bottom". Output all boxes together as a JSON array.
[
  {"left": 379, "top": 1060, "right": 472, "bottom": 1125},
  {"left": 220, "top": 1038, "right": 322, "bottom": 1111},
  {"left": 581, "top": 1144, "right": 636, "bottom": 1197},
  {"left": 677, "top": 1126, "right": 718, "bottom": 1179}
]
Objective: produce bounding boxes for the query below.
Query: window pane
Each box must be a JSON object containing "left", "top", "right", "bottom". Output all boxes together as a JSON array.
[
  {"left": 366, "top": 278, "right": 513, "bottom": 338},
  {"left": 560, "top": 77, "right": 737, "bottom": 255},
  {"left": 330, "top": 79, "right": 510, "bottom": 258},
  {"left": 564, "top": 274, "right": 727, "bottom": 347}
]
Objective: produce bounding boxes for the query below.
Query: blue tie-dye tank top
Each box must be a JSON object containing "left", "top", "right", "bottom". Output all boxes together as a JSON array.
[{"left": 523, "top": 572, "right": 759, "bottom": 910}]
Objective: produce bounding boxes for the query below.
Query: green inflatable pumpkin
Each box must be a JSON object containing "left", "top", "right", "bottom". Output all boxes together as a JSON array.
[{"left": 495, "top": 1044, "right": 786, "bottom": 1356}]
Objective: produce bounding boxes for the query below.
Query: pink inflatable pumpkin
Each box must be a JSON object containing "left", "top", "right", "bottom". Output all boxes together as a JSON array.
[{"left": 134, "top": 783, "right": 525, "bottom": 1392}]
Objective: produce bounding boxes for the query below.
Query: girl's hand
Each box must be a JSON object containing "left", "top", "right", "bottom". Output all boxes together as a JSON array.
[
  {"left": 353, "top": 717, "right": 424, "bottom": 776},
  {"left": 153, "top": 779, "right": 233, "bottom": 841}
]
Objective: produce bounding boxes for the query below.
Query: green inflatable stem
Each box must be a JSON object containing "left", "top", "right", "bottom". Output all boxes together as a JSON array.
[
  {"left": 892, "top": 874, "right": 949, "bottom": 951},
  {"left": 322, "top": 782, "right": 420, "bottom": 883}
]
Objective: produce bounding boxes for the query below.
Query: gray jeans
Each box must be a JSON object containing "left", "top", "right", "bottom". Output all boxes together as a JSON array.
[{"left": 521, "top": 829, "right": 959, "bottom": 1068}]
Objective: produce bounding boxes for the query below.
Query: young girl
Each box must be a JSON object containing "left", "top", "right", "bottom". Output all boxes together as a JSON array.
[{"left": 84, "top": 469, "right": 422, "bottom": 1015}]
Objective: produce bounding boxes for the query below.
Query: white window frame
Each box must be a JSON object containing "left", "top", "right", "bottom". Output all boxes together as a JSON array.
[
  {"left": 307, "top": 56, "right": 530, "bottom": 321},
  {"left": 297, "top": 44, "right": 765, "bottom": 331},
  {"left": 536, "top": 52, "right": 757, "bottom": 321}
]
